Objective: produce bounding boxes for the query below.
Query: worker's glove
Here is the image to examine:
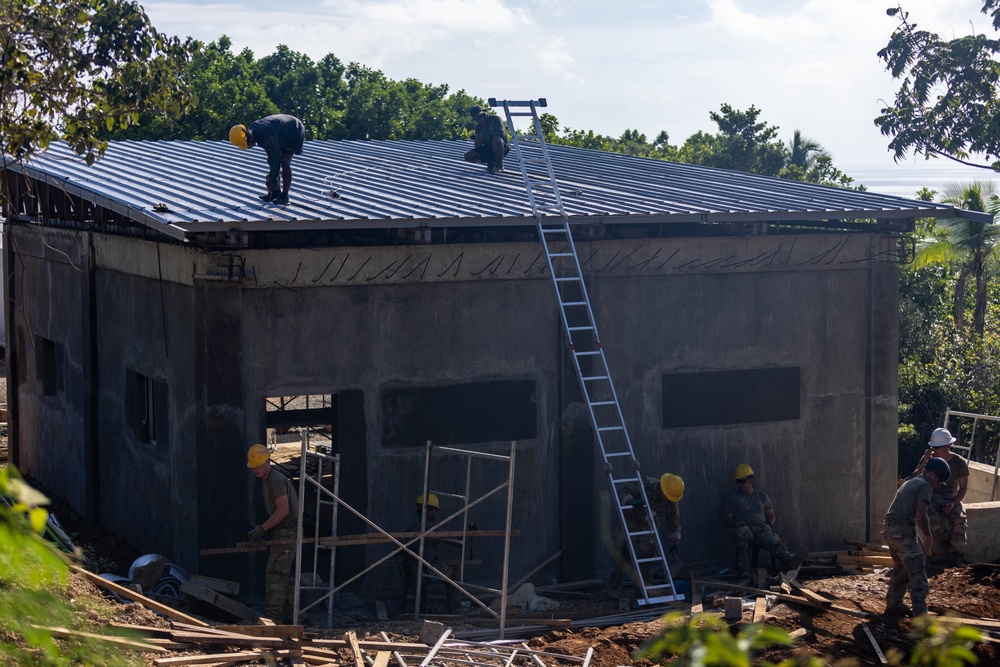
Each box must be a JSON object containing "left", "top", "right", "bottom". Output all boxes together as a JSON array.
[
  {"left": 630, "top": 499, "right": 645, "bottom": 510},
  {"left": 249, "top": 525, "right": 267, "bottom": 541}
]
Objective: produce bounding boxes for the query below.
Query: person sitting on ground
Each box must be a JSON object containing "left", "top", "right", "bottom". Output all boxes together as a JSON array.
[
  {"left": 723, "top": 463, "right": 808, "bottom": 582},
  {"left": 229, "top": 114, "right": 305, "bottom": 205},
  {"left": 607, "top": 473, "right": 684, "bottom": 600},
  {"left": 911, "top": 427, "right": 969, "bottom": 567},
  {"left": 884, "top": 456, "right": 951, "bottom": 617},
  {"left": 463, "top": 105, "right": 510, "bottom": 174}
]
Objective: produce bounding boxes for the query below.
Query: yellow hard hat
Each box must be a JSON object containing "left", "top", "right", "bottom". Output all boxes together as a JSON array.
[
  {"left": 247, "top": 444, "right": 270, "bottom": 468},
  {"left": 229, "top": 124, "right": 248, "bottom": 150},
  {"left": 660, "top": 473, "right": 684, "bottom": 502},
  {"left": 416, "top": 493, "right": 440, "bottom": 509},
  {"left": 733, "top": 463, "right": 754, "bottom": 480}
]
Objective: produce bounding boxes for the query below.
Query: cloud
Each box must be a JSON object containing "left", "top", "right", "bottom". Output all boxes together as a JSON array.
[{"left": 538, "top": 37, "right": 584, "bottom": 84}]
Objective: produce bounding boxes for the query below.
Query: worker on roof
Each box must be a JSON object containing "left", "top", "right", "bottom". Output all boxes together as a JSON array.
[
  {"left": 464, "top": 105, "right": 510, "bottom": 174},
  {"left": 911, "top": 428, "right": 969, "bottom": 567},
  {"left": 606, "top": 473, "right": 684, "bottom": 600},
  {"left": 884, "top": 456, "right": 951, "bottom": 617},
  {"left": 723, "top": 463, "right": 808, "bottom": 584},
  {"left": 246, "top": 444, "right": 300, "bottom": 623},
  {"left": 229, "top": 114, "right": 305, "bottom": 206}
]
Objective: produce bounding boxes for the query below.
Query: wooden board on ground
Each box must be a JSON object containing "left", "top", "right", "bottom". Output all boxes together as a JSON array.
[
  {"left": 845, "top": 539, "right": 890, "bottom": 552},
  {"left": 752, "top": 597, "right": 767, "bottom": 623},
  {"left": 863, "top": 624, "right": 888, "bottom": 664},
  {"left": 35, "top": 625, "right": 166, "bottom": 653},
  {"left": 71, "top": 565, "right": 210, "bottom": 628},
  {"left": 180, "top": 581, "right": 259, "bottom": 623},
  {"left": 154, "top": 650, "right": 262, "bottom": 666},
  {"left": 217, "top": 624, "right": 303, "bottom": 639},
  {"left": 693, "top": 579, "right": 869, "bottom": 618},
  {"left": 188, "top": 575, "right": 240, "bottom": 596},
  {"left": 690, "top": 580, "right": 704, "bottom": 616}
]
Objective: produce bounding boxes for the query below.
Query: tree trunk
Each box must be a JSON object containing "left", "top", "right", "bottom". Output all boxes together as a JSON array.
[
  {"left": 954, "top": 265, "right": 971, "bottom": 330},
  {"left": 973, "top": 255, "right": 988, "bottom": 336}
]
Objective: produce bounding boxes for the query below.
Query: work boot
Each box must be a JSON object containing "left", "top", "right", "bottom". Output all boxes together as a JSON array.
[
  {"left": 884, "top": 604, "right": 909, "bottom": 616},
  {"left": 787, "top": 546, "right": 809, "bottom": 571},
  {"left": 271, "top": 193, "right": 289, "bottom": 206},
  {"left": 259, "top": 192, "right": 275, "bottom": 201}
]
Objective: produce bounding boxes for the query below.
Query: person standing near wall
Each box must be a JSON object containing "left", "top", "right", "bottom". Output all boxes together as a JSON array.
[
  {"left": 723, "top": 463, "right": 808, "bottom": 583},
  {"left": 229, "top": 114, "right": 305, "bottom": 205},
  {"left": 884, "top": 456, "right": 951, "bottom": 616},
  {"left": 247, "top": 444, "right": 300, "bottom": 623},
  {"left": 911, "top": 427, "right": 969, "bottom": 566}
]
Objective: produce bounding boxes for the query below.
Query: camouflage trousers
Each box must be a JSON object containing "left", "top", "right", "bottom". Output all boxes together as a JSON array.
[
  {"left": 883, "top": 520, "right": 928, "bottom": 615},
  {"left": 608, "top": 531, "right": 661, "bottom": 592},
  {"left": 266, "top": 529, "right": 296, "bottom": 623},
  {"left": 928, "top": 495, "right": 967, "bottom": 560},
  {"left": 730, "top": 524, "right": 794, "bottom": 576}
]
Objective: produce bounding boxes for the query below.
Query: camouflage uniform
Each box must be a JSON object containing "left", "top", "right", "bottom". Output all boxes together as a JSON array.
[
  {"left": 927, "top": 454, "right": 969, "bottom": 563},
  {"left": 608, "top": 477, "right": 680, "bottom": 594},
  {"left": 724, "top": 489, "right": 796, "bottom": 577},
  {"left": 472, "top": 115, "right": 510, "bottom": 171},
  {"left": 883, "top": 475, "right": 933, "bottom": 616},
  {"left": 258, "top": 467, "right": 299, "bottom": 622}
]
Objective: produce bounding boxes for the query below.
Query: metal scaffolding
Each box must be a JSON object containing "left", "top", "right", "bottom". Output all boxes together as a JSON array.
[{"left": 289, "top": 436, "right": 517, "bottom": 636}]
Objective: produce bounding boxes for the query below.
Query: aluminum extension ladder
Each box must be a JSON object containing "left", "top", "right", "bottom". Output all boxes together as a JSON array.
[{"left": 490, "top": 97, "right": 679, "bottom": 606}]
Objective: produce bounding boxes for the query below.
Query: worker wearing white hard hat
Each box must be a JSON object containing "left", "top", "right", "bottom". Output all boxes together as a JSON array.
[{"left": 911, "top": 427, "right": 969, "bottom": 566}]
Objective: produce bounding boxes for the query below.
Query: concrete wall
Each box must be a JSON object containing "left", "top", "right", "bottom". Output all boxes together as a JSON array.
[
  {"left": 9, "top": 225, "right": 901, "bottom": 587},
  {"left": 965, "top": 502, "right": 1000, "bottom": 563},
  {"left": 966, "top": 460, "right": 1000, "bottom": 503}
]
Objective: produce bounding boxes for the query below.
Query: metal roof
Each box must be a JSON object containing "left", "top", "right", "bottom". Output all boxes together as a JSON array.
[{"left": 4, "top": 138, "right": 979, "bottom": 241}]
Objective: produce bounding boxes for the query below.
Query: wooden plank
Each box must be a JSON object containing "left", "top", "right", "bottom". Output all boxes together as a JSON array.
[
  {"left": 200, "top": 529, "right": 519, "bottom": 556},
  {"left": 785, "top": 578, "right": 832, "bottom": 606},
  {"left": 180, "top": 581, "right": 259, "bottom": 622},
  {"left": 836, "top": 554, "right": 893, "bottom": 567},
  {"left": 108, "top": 622, "right": 173, "bottom": 636},
  {"left": 169, "top": 630, "right": 287, "bottom": 648},
  {"left": 863, "top": 624, "right": 888, "bottom": 664},
  {"left": 689, "top": 574, "right": 703, "bottom": 616},
  {"left": 345, "top": 630, "right": 365, "bottom": 667},
  {"left": 789, "top": 628, "right": 811, "bottom": 640},
  {"left": 373, "top": 652, "right": 392, "bottom": 667},
  {"left": 259, "top": 616, "right": 276, "bottom": 626},
  {"left": 752, "top": 597, "right": 767, "bottom": 624},
  {"left": 71, "top": 565, "right": 210, "bottom": 627},
  {"left": 154, "top": 651, "right": 262, "bottom": 666},
  {"left": 33, "top": 625, "right": 166, "bottom": 653},
  {"left": 845, "top": 539, "right": 890, "bottom": 553},
  {"left": 188, "top": 574, "right": 240, "bottom": 596},
  {"left": 216, "top": 624, "right": 302, "bottom": 639},
  {"left": 693, "top": 579, "right": 869, "bottom": 619}
]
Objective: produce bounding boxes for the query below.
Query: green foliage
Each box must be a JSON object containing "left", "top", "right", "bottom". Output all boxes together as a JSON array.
[
  {"left": 678, "top": 104, "right": 787, "bottom": 176},
  {"left": 635, "top": 612, "right": 796, "bottom": 666},
  {"left": 876, "top": 3, "right": 1000, "bottom": 170},
  {"left": 105, "top": 38, "right": 479, "bottom": 143},
  {"left": 0, "top": 0, "right": 198, "bottom": 165},
  {"left": 0, "top": 467, "right": 142, "bottom": 665},
  {"left": 636, "top": 612, "right": 982, "bottom": 667}
]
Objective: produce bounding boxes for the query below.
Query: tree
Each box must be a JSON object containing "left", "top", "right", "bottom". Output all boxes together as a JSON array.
[
  {"left": 786, "top": 129, "right": 829, "bottom": 170},
  {"left": 0, "top": 0, "right": 198, "bottom": 165},
  {"left": 677, "top": 104, "right": 787, "bottom": 175},
  {"left": 912, "top": 181, "right": 1000, "bottom": 334},
  {"left": 876, "top": 2, "right": 1000, "bottom": 170}
]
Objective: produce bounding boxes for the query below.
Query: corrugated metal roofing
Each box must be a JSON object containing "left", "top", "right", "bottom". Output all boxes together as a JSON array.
[{"left": 5, "top": 138, "right": 972, "bottom": 240}]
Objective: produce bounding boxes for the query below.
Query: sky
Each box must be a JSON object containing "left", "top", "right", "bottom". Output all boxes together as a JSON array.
[{"left": 142, "top": 0, "right": 994, "bottom": 174}]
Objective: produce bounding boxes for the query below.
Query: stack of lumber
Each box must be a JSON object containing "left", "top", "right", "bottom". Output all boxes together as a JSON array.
[
  {"left": 801, "top": 540, "right": 892, "bottom": 575},
  {"left": 57, "top": 621, "right": 597, "bottom": 667}
]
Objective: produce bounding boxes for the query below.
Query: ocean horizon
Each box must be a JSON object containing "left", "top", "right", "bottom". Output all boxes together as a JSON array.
[{"left": 843, "top": 161, "right": 1000, "bottom": 200}]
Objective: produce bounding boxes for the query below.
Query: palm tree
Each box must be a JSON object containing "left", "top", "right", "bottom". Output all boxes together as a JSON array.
[
  {"left": 786, "top": 130, "right": 829, "bottom": 170},
  {"left": 912, "top": 181, "right": 1000, "bottom": 334}
]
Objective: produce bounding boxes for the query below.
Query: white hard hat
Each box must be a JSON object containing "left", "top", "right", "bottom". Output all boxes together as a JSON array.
[{"left": 929, "top": 427, "right": 957, "bottom": 448}]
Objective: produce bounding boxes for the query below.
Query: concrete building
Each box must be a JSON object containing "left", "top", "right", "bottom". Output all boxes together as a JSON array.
[{"left": 1, "top": 138, "right": 981, "bottom": 592}]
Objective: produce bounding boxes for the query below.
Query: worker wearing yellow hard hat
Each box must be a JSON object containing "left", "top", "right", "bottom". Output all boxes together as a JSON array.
[
  {"left": 245, "top": 444, "right": 300, "bottom": 622},
  {"left": 228, "top": 114, "right": 305, "bottom": 206},
  {"left": 724, "top": 463, "right": 808, "bottom": 583},
  {"left": 607, "top": 472, "right": 684, "bottom": 600}
]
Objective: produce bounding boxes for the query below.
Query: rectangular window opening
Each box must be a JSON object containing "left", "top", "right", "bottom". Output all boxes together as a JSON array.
[
  {"left": 265, "top": 394, "right": 337, "bottom": 454},
  {"left": 662, "top": 367, "right": 800, "bottom": 428}
]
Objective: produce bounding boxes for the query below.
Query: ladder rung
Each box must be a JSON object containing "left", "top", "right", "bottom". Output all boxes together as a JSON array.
[
  {"left": 637, "top": 595, "right": 681, "bottom": 606},
  {"left": 644, "top": 584, "right": 676, "bottom": 591},
  {"left": 582, "top": 375, "right": 610, "bottom": 382},
  {"left": 627, "top": 531, "right": 654, "bottom": 538},
  {"left": 510, "top": 111, "right": 535, "bottom": 116},
  {"left": 611, "top": 476, "right": 640, "bottom": 483},
  {"left": 542, "top": 227, "right": 567, "bottom": 234},
  {"left": 598, "top": 425, "right": 624, "bottom": 432},
  {"left": 574, "top": 351, "right": 601, "bottom": 357},
  {"left": 567, "top": 325, "right": 593, "bottom": 331},
  {"left": 561, "top": 301, "right": 588, "bottom": 307},
  {"left": 550, "top": 252, "right": 574, "bottom": 257},
  {"left": 636, "top": 557, "right": 661, "bottom": 563},
  {"left": 557, "top": 277, "right": 582, "bottom": 284},
  {"left": 605, "top": 452, "right": 632, "bottom": 458},
  {"left": 591, "top": 400, "right": 615, "bottom": 406}
]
